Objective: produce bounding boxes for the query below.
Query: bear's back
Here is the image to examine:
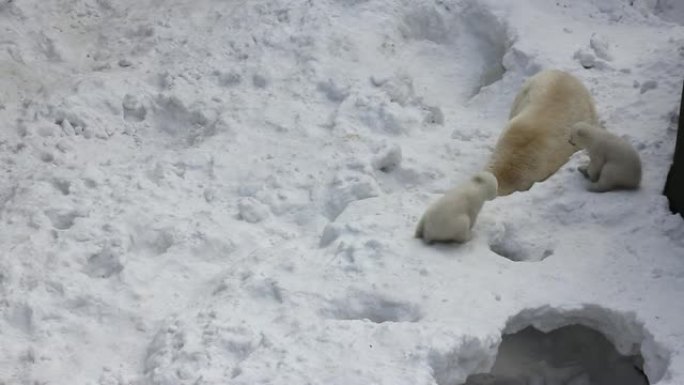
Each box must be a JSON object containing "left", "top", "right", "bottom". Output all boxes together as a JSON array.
[{"left": 512, "top": 70, "right": 598, "bottom": 130}]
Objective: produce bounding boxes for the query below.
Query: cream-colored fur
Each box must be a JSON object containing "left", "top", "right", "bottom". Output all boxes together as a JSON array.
[
  {"left": 570, "top": 122, "right": 642, "bottom": 192},
  {"left": 487, "top": 69, "right": 599, "bottom": 196},
  {"left": 415, "top": 171, "right": 498, "bottom": 244}
]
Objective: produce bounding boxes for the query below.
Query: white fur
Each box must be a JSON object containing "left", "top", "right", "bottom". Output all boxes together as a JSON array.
[
  {"left": 487, "top": 69, "right": 599, "bottom": 196},
  {"left": 415, "top": 171, "right": 498, "bottom": 244},
  {"left": 570, "top": 122, "right": 642, "bottom": 192}
]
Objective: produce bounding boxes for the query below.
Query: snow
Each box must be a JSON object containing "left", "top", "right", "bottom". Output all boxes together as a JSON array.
[{"left": 1, "top": 0, "right": 683, "bottom": 384}]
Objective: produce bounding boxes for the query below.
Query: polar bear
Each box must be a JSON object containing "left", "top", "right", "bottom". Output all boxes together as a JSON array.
[
  {"left": 415, "top": 171, "right": 498, "bottom": 244},
  {"left": 569, "top": 122, "right": 642, "bottom": 192},
  {"left": 487, "top": 69, "right": 599, "bottom": 196}
]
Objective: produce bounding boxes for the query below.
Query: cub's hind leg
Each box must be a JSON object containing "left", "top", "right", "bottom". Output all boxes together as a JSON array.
[{"left": 449, "top": 215, "right": 473, "bottom": 243}]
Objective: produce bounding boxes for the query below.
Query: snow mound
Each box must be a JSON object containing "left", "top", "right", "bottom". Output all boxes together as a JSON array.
[{"left": 429, "top": 337, "right": 499, "bottom": 385}]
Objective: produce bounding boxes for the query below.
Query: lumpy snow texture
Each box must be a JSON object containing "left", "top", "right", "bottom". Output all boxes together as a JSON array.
[{"left": 0, "top": 0, "right": 683, "bottom": 384}]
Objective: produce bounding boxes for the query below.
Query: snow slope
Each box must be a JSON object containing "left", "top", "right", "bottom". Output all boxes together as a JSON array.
[{"left": 0, "top": 0, "right": 683, "bottom": 384}]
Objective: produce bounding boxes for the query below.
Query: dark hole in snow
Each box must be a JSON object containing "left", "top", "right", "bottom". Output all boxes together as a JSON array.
[
  {"left": 45, "top": 209, "right": 81, "bottom": 230},
  {"left": 488, "top": 223, "right": 554, "bottom": 262},
  {"left": 463, "top": 324, "right": 649, "bottom": 385}
]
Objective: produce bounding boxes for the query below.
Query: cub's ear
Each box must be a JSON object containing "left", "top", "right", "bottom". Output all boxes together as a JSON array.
[
  {"left": 472, "top": 172, "right": 496, "bottom": 187},
  {"left": 472, "top": 174, "right": 485, "bottom": 184}
]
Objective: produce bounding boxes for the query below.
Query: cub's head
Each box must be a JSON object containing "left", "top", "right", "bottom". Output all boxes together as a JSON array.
[
  {"left": 569, "top": 122, "right": 597, "bottom": 149},
  {"left": 472, "top": 171, "right": 498, "bottom": 201}
]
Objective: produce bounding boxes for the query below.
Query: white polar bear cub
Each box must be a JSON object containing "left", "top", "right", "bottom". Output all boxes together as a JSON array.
[
  {"left": 569, "top": 122, "right": 642, "bottom": 192},
  {"left": 415, "top": 171, "right": 498, "bottom": 244}
]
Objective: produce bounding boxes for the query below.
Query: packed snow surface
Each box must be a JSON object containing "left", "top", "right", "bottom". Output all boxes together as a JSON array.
[{"left": 1, "top": 0, "right": 683, "bottom": 384}]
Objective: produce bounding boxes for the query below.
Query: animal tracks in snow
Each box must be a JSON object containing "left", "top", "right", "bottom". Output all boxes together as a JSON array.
[{"left": 321, "top": 290, "right": 423, "bottom": 323}]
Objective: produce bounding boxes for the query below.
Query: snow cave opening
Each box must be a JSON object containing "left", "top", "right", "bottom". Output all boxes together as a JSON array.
[{"left": 463, "top": 324, "right": 650, "bottom": 385}]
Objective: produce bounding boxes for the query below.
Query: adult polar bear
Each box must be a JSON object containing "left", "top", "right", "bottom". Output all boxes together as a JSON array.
[{"left": 487, "top": 69, "right": 599, "bottom": 196}]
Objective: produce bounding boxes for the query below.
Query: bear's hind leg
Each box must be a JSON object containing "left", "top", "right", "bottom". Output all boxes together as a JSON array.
[{"left": 450, "top": 215, "right": 473, "bottom": 243}]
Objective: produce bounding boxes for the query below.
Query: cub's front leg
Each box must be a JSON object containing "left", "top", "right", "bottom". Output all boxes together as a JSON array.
[
  {"left": 578, "top": 163, "right": 590, "bottom": 179},
  {"left": 586, "top": 154, "right": 604, "bottom": 183}
]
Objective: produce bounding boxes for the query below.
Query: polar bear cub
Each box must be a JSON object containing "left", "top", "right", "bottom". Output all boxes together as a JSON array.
[
  {"left": 487, "top": 69, "right": 599, "bottom": 195},
  {"left": 569, "top": 122, "right": 642, "bottom": 192},
  {"left": 415, "top": 171, "right": 498, "bottom": 244}
]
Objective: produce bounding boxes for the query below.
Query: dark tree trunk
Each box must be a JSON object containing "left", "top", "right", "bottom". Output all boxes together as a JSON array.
[{"left": 664, "top": 81, "right": 684, "bottom": 217}]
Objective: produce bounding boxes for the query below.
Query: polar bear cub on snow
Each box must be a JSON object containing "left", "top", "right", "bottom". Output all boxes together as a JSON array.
[
  {"left": 415, "top": 171, "right": 498, "bottom": 244},
  {"left": 569, "top": 122, "right": 642, "bottom": 192}
]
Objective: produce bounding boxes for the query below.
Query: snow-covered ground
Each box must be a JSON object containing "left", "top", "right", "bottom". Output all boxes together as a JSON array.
[{"left": 1, "top": 0, "right": 683, "bottom": 384}]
